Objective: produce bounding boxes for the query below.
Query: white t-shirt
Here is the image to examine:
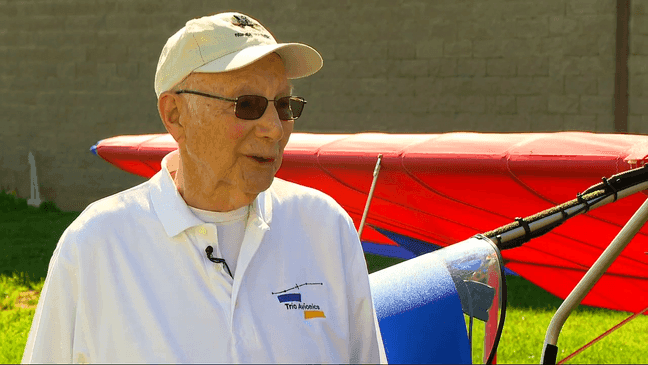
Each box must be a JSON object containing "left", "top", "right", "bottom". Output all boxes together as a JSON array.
[{"left": 188, "top": 204, "right": 249, "bottom": 276}]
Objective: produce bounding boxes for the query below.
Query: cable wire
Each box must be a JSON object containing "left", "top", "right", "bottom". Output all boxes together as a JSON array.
[{"left": 557, "top": 305, "right": 648, "bottom": 364}]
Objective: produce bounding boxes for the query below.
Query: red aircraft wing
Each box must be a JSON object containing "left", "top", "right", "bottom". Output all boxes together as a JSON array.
[{"left": 92, "top": 132, "right": 648, "bottom": 314}]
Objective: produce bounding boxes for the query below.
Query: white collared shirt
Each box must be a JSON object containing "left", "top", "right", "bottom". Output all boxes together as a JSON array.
[{"left": 22, "top": 150, "right": 386, "bottom": 363}]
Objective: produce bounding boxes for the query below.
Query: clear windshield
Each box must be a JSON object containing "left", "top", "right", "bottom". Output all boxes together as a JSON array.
[{"left": 434, "top": 236, "right": 504, "bottom": 363}]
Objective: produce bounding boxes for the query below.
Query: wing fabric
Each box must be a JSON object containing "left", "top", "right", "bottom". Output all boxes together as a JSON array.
[{"left": 93, "top": 132, "right": 648, "bottom": 313}]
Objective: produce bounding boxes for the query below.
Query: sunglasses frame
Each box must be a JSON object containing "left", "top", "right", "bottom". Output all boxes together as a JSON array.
[{"left": 174, "top": 90, "right": 306, "bottom": 121}]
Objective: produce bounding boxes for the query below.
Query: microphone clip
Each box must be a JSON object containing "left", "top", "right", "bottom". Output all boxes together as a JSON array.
[{"left": 205, "top": 246, "right": 233, "bottom": 278}]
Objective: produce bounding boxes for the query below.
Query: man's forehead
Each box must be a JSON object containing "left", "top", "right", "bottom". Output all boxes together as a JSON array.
[
  {"left": 230, "top": 80, "right": 294, "bottom": 95},
  {"left": 187, "top": 72, "right": 292, "bottom": 95}
]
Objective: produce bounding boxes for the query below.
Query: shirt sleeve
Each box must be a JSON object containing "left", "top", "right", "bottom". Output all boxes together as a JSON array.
[
  {"left": 22, "top": 229, "right": 79, "bottom": 364},
  {"left": 343, "top": 216, "right": 388, "bottom": 364}
]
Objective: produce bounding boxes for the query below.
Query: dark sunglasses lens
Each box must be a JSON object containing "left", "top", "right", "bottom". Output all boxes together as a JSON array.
[
  {"left": 276, "top": 97, "right": 305, "bottom": 120},
  {"left": 236, "top": 96, "right": 268, "bottom": 120},
  {"left": 289, "top": 98, "right": 305, "bottom": 119}
]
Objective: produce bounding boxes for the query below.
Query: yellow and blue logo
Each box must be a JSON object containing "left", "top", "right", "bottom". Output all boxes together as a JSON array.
[{"left": 273, "top": 282, "right": 326, "bottom": 319}]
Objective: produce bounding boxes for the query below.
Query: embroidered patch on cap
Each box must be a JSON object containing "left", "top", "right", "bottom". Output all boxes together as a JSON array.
[
  {"left": 231, "top": 14, "right": 260, "bottom": 29},
  {"left": 230, "top": 14, "right": 271, "bottom": 39}
]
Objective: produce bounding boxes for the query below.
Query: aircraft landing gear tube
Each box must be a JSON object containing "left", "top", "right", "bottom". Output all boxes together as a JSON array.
[{"left": 540, "top": 197, "right": 648, "bottom": 364}]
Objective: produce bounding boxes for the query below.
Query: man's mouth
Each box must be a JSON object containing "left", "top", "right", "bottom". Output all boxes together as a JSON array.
[{"left": 247, "top": 155, "right": 275, "bottom": 164}]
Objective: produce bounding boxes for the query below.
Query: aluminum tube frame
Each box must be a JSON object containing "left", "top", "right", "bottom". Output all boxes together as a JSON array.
[
  {"left": 358, "top": 154, "right": 382, "bottom": 239},
  {"left": 539, "top": 196, "right": 648, "bottom": 364}
]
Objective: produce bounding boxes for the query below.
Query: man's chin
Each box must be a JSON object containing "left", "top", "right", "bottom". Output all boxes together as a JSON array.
[{"left": 244, "top": 176, "right": 275, "bottom": 195}]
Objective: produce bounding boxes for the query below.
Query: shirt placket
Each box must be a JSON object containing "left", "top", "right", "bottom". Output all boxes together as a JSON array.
[
  {"left": 196, "top": 224, "right": 234, "bottom": 333},
  {"left": 229, "top": 214, "right": 269, "bottom": 360}
]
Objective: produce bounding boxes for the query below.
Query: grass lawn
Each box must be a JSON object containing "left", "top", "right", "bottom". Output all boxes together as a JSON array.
[
  {"left": 1, "top": 190, "right": 647, "bottom": 363},
  {"left": 466, "top": 275, "right": 648, "bottom": 364}
]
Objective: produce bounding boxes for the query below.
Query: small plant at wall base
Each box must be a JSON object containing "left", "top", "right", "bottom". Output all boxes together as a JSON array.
[{"left": 0, "top": 189, "right": 60, "bottom": 213}]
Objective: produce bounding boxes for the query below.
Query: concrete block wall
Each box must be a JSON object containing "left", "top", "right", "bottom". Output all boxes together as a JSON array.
[
  {"left": 294, "top": 0, "right": 619, "bottom": 134},
  {"left": 630, "top": 0, "right": 648, "bottom": 132},
  {"left": 0, "top": 0, "right": 638, "bottom": 211}
]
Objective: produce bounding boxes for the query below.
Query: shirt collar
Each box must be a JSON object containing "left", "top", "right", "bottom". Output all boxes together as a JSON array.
[{"left": 149, "top": 150, "right": 272, "bottom": 238}]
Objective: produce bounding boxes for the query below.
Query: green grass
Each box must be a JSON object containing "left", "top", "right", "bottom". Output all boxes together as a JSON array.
[
  {"left": 1, "top": 188, "right": 646, "bottom": 364},
  {"left": 0, "top": 190, "right": 80, "bottom": 363},
  {"left": 0, "top": 273, "right": 44, "bottom": 363},
  {"left": 466, "top": 275, "right": 648, "bottom": 364}
]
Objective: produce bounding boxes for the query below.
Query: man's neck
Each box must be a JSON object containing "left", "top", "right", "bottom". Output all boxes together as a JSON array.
[{"left": 172, "top": 159, "right": 257, "bottom": 212}]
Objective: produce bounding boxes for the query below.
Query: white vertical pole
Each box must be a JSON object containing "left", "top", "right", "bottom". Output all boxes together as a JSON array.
[{"left": 27, "top": 152, "right": 41, "bottom": 207}]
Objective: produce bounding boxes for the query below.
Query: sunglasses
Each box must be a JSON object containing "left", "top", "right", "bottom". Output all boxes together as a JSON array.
[{"left": 175, "top": 90, "right": 306, "bottom": 121}]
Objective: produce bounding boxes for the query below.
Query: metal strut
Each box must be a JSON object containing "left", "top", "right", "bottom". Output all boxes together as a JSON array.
[
  {"left": 358, "top": 154, "right": 383, "bottom": 239},
  {"left": 483, "top": 165, "right": 648, "bottom": 250},
  {"left": 540, "top": 197, "right": 648, "bottom": 364}
]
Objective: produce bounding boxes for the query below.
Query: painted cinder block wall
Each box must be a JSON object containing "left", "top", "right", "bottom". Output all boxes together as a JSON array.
[{"left": 0, "top": 0, "right": 644, "bottom": 211}]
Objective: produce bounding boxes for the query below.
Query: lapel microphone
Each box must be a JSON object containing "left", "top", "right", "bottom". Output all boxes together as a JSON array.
[{"left": 205, "top": 246, "right": 233, "bottom": 278}]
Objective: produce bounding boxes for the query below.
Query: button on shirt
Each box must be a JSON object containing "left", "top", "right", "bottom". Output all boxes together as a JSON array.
[
  {"left": 22, "top": 150, "right": 386, "bottom": 363},
  {"left": 189, "top": 204, "right": 249, "bottom": 276}
]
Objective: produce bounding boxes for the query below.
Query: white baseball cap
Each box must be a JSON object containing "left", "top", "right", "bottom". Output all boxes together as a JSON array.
[{"left": 154, "top": 12, "right": 323, "bottom": 98}]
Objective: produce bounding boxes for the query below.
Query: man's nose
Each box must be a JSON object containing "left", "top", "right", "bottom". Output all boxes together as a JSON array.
[{"left": 254, "top": 103, "right": 284, "bottom": 141}]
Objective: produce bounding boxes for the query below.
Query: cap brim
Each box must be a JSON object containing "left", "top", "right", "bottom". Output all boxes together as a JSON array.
[{"left": 194, "top": 43, "right": 323, "bottom": 79}]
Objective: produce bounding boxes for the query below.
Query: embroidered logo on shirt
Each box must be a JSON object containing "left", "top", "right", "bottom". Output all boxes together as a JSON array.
[{"left": 272, "top": 282, "right": 326, "bottom": 319}]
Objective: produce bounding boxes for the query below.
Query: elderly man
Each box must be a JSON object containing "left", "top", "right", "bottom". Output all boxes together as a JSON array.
[{"left": 22, "top": 12, "right": 385, "bottom": 364}]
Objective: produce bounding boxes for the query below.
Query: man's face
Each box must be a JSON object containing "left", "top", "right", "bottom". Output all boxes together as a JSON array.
[{"left": 174, "top": 53, "right": 294, "bottom": 196}]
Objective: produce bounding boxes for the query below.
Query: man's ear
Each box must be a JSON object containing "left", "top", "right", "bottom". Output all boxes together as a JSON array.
[{"left": 158, "top": 92, "right": 185, "bottom": 143}]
